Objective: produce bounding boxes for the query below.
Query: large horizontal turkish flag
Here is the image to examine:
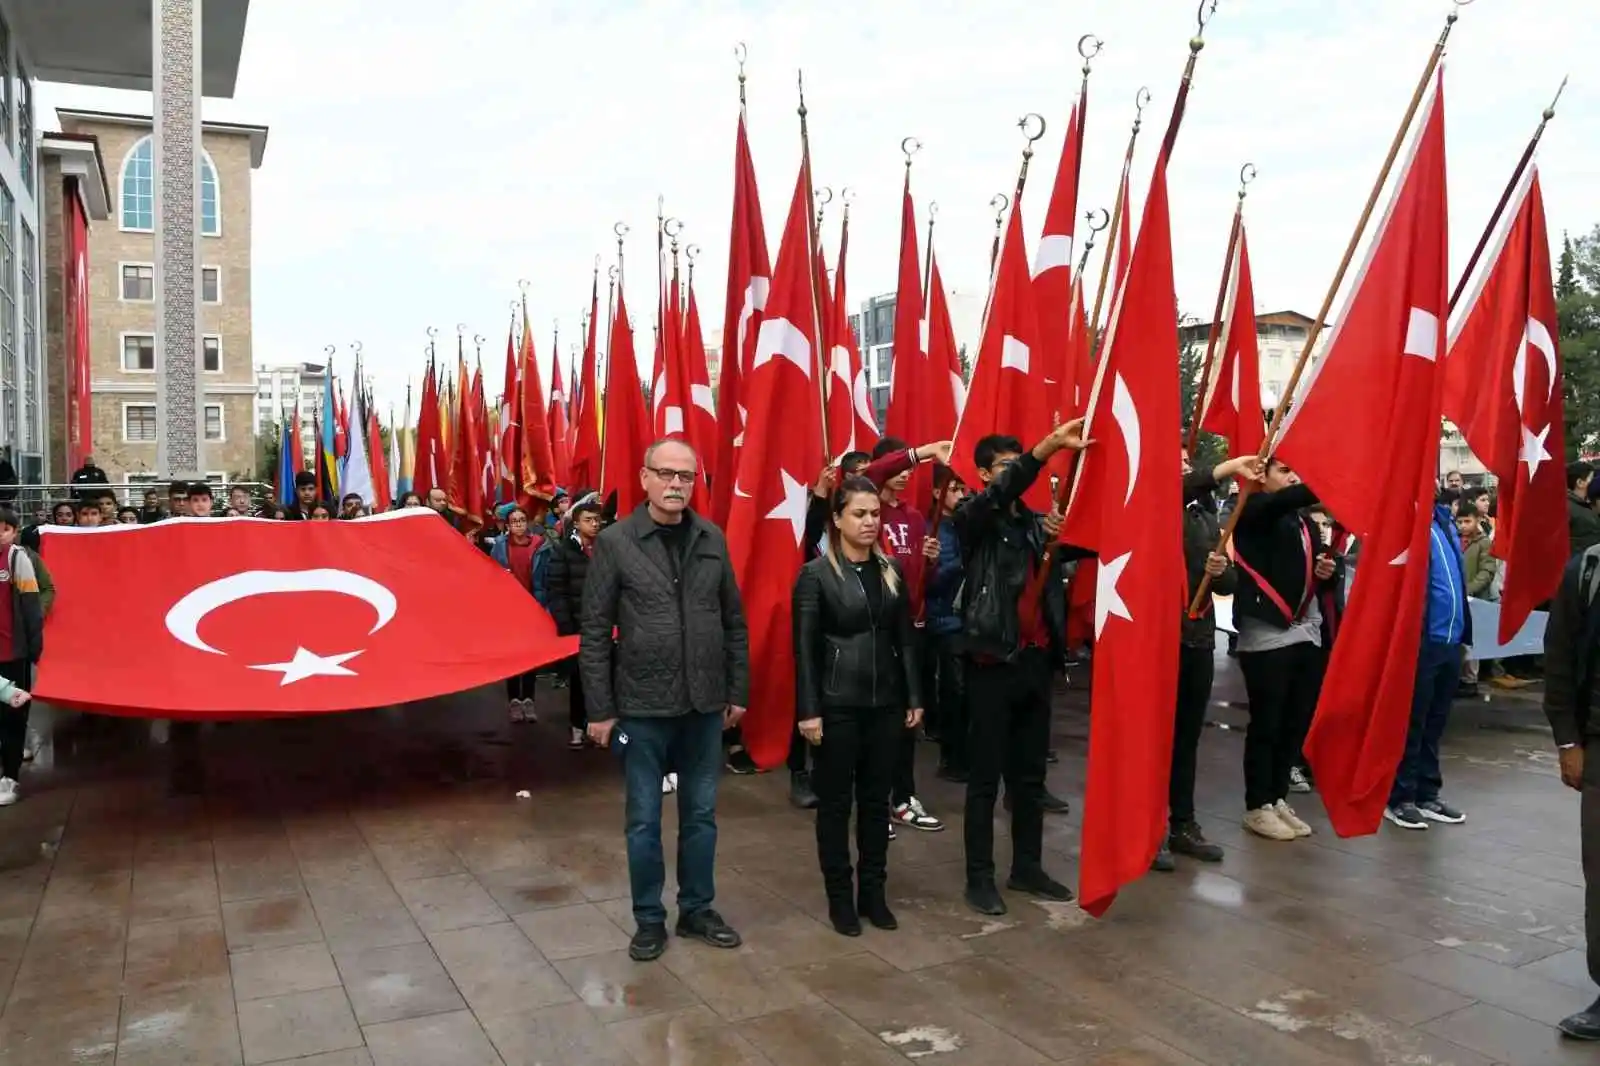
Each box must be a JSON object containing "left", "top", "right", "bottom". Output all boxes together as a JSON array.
[{"left": 36, "top": 510, "right": 576, "bottom": 718}]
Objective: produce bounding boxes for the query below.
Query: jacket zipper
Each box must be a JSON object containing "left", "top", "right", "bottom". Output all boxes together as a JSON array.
[
  {"left": 1431, "top": 521, "right": 1462, "bottom": 640},
  {"left": 850, "top": 565, "right": 879, "bottom": 706}
]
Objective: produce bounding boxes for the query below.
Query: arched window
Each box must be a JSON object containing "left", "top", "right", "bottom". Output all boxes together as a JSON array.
[{"left": 120, "top": 136, "right": 222, "bottom": 236}]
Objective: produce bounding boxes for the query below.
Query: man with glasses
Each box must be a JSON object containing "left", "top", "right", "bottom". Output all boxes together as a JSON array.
[{"left": 581, "top": 439, "right": 750, "bottom": 962}]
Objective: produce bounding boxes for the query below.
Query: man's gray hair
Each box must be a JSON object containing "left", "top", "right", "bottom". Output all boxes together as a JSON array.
[{"left": 643, "top": 438, "right": 698, "bottom": 468}]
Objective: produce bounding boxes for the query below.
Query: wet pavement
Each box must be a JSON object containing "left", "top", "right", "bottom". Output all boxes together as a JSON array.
[{"left": 0, "top": 654, "right": 1589, "bottom": 1065}]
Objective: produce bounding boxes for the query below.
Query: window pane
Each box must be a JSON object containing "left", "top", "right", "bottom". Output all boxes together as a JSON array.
[
  {"left": 0, "top": 11, "right": 11, "bottom": 152},
  {"left": 123, "top": 335, "right": 155, "bottom": 371},
  {"left": 202, "top": 267, "right": 219, "bottom": 303},
  {"left": 121, "top": 264, "right": 154, "bottom": 301},
  {"left": 203, "top": 337, "right": 220, "bottom": 372},
  {"left": 126, "top": 405, "right": 156, "bottom": 442},
  {"left": 201, "top": 156, "right": 219, "bottom": 236},
  {"left": 122, "top": 139, "right": 154, "bottom": 230},
  {"left": 16, "top": 63, "right": 31, "bottom": 193},
  {"left": 204, "top": 405, "right": 222, "bottom": 440},
  {"left": 21, "top": 221, "right": 35, "bottom": 452},
  {"left": 0, "top": 181, "right": 14, "bottom": 454}
]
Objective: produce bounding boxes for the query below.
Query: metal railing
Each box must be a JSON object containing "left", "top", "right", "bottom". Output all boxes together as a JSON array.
[{"left": 2, "top": 481, "right": 275, "bottom": 520}]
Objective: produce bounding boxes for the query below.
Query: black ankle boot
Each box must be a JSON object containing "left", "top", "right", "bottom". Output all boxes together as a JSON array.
[
  {"left": 858, "top": 888, "right": 897, "bottom": 930},
  {"left": 827, "top": 896, "right": 861, "bottom": 936}
]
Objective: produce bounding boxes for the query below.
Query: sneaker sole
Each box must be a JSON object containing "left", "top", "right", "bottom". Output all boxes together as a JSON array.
[
  {"left": 1417, "top": 808, "right": 1465, "bottom": 825},
  {"left": 892, "top": 817, "right": 945, "bottom": 832},
  {"left": 1383, "top": 810, "right": 1428, "bottom": 831},
  {"left": 1243, "top": 822, "right": 1296, "bottom": 842}
]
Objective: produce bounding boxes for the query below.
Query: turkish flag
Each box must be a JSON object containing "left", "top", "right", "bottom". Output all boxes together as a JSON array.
[
  {"left": 500, "top": 327, "right": 522, "bottom": 505},
  {"left": 1070, "top": 149, "right": 1184, "bottom": 917},
  {"left": 950, "top": 202, "right": 1052, "bottom": 512},
  {"left": 35, "top": 513, "right": 576, "bottom": 717},
  {"left": 599, "top": 285, "right": 652, "bottom": 515},
  {"left": 681, "top": 281, "right": 719, "bottom": 489},
  {"left": 548, "top": 351, "right": 572, "bottom": 490},
  {"left": 518, "top": 304, "right": 558, "bottom": 505},
  {"left": 1198, "top": 224, "right": 1266, "bottom": 457},
  {"left": 1034, "top": 92, "right": 1085, "bottom": 426},
  {"left": 884, "top": 178, "right": 951, "bottom": 508},
  {"left": 726, "top": 155, "right": 826, "bottom": 769},
  {"left": 570, "top": 273, "right": 603, "bottom": 492},
  {"left": 1444, "top": 166, "right": 1566, "bottom": 640},
  {"left": 1278, "top": 73, "right": 1450, "bottom": 838},
  {"left": 711, "top": 112, "right": 771, "bottom": 527},
  {"left": 827, "top": 211, "right": 879, "bottom": 459},
  {"left": 926, "top": 255, "right": 967, "bottom": 426}
]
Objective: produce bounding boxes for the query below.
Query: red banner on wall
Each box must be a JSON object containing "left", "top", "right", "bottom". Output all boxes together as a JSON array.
[{"left": 64, "top": 186, "right": 91, "bottom": 472}]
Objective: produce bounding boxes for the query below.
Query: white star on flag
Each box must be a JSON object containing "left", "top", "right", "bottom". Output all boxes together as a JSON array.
[
  {"left": 1095, "top": 552, "right": 1134, "bottom": 639},
  {"left": 767, "top": 469, "right": 811, "bottom": 547},
  {"left": 249, "top": 647, "right": 363, "bottom": 686},
  {"left": 1520, "top": 423, "right": 1552, "bottom": 481}
]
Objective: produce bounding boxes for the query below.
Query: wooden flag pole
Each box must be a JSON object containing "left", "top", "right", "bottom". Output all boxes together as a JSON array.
[
  {"left": 797, "top": 70, "right": 832, "bottom": 465},
  {"left": 1185, "top": 163, "right": 1256, "bottom": 455},
  {"left": 1188, "top": 2, "right": 1469, "bottom": 618},
  {"left": 1083, "top": 87, "right": 1150, "bottom": 354},
  {"left": 598, "top": 226, "right": 626, "bottom": 484},
  {"left": 1448, "top": 75, "right": 1566, "bottom": 312}
]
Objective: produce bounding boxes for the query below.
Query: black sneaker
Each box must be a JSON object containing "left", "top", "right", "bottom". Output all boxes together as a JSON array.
[
  {"left": 964, "top": 881, "right": 1008, "bottom": 916},
  {"left": 1384, "top": 803, "right": 1428, "bottom": 831},
  {"left": 1169, "top": 820, "right": 1224, "bottom": 863},
  {"left": 629, "top": 922, "right": 669, "bottom": 962},
  {"left": 789, "top": 770, "right": 819, "bottom": 810},
  {"left": 1046, "top": 749, "right": 1060, "bottom": 764},
  {"left": 1006, "top": 869, "right": 1074, "bottom": 902},
  {"left": 1040, "top": 790, "right": 1071, "bottom": 815},
  {"left": 1418, "top": 798, "right": 1465, "bottom": 824},
  {"left": 1559, "top": 997, "right": 1600, "bottom": 1040},
  {"left": 725, "top": 747, "right": 759, "bottom": 775},
  {"left": 675, "top": 907, "right": 742, "bottom": 949},
  {"left": 1150, "top": 838, "right": 1176, "bottom": 872}
]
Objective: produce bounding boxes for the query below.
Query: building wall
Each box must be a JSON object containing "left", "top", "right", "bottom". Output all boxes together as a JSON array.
[
  {"left": 0, "top": 4, "right": 45, "bottom": 480},
  {"left": 58, "top": 115, "right": 257, "bottom": 486},
  {"left": 39, "top": 155, "right": 63, "bottom": 480}
]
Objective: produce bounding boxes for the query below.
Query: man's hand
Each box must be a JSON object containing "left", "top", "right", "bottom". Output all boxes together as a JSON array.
[
  {"left": 921, "top": 536, "right": 940, "bottom": 561},
  {"left": 1041, "top": 508, "right": 1064, "bottom": 539},
  {"left": 799, "top": 717, "right": 823, "bottom": 745},
  {"left": 1204, "top": 552, "right": 1229, "bottom": 577},
  {"left": 906, "top": 707, "right": 924, "bottom": 730},
  {"left": 1560, "top": 746, "right": 1584, "bottom": 791},
  {"left": 1034, "top": 419, "right": 1092, "bottom": 461},
  {"left": 916, "top": 440, "right": 954, "bottom": 465},
  {"left": 1212, "top": 455, "right": 1265, "bottom": 483},
  {"left": 724, "top": 704, "right": 747, "bottom": 730},
  {"left": 1313, "top": 555, "right": 1336, "bottom": 581},
  {"left": 587, "top": 720, "right": 616, "bottom": 748},
  {"left": 813, "top": 466, "right": 837, "bottom": 499}
]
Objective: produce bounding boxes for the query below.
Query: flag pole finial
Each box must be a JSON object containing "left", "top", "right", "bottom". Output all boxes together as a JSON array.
[
  {"left": 1078, "top": 34, "right": 1103, "bottom": 77},
  {"left": 1544, "top": 74, "right": 1568, "bottom": 121},
  {"left": 685, "top": 243, "right": 699, "bottom": 291},
  {"left": 900, "top": 136, "right": 921, "bottom": 172},
  {"left": 1193, "top": 0, "right": 1218, "bottom": 50},
  {"left": 734, "top": 42, "right": 748, "bottom": 110},
  {"left": 473, "top": 334, "right": 485, "bottom": 360},
  {"left": 1237, "top": 162, "right": 1257, "bottom": 202},
  {"left": 814, "top": 185, "right": 832, "bottom": 231},
  {"left": 1012, "top": 112, "right": 1047, "bottom": 204},
  {"left": 1075, "top": 208, "right": 1110, "bottom": 277}
]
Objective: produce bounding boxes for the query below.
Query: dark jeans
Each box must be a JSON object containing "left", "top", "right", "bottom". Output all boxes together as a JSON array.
[
  {"left": 963, "top": 649, "right": 1052, "bottom": 885},
  {"left": 620, "top": 711, "right": 723, "bottom": 927},
  {"left": 506, "top": 670, "right": 538, "bottom": 702},
  {"left": 1389, "top": 641, "right": 1461, "bottom": 807},
  {"left": 1170, "top": 643, "right": 1215, "bottom": 824},
  {"left": 811, "top": 704, "right": 899, "bottom": 901},
  {"left": 566, "top": 658, "right": 587, "bottom": 730},
  {"left": 1581, "top": 752, "right": 1600, "bottom": 985},
  {"left": 0, "top": 660, "right": 29, "bottom": 780},
  {"left": 786, "top": 715, "right": 811, "bottom": 774},
  {"left": 1238, "top": 641, "right": 1325, "bottom": 810},
  {"left": 934, "top": 638, "right": 967, "bottom": 773},
  {"left": 890, "top": 627, "right": 929, "bottom": 806}
]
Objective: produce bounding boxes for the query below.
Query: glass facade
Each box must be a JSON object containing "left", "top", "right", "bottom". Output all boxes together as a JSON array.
[
  {"left": 122, "top": 137, "right": 220, "bottom": 235},
  {"left": 0, "top": 181, "right": 15, "bottom": 458},
  {"left": 20, "top": 219, "right": 35, "bottom": 451}
]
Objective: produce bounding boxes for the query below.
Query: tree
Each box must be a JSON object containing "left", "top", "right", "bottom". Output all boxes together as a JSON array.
[
  {"left": 1177, "top": 314, "right": 1227, "bottom": 471},
  {"left": 1558, "top": 226, "right": 1600, "bottom": 458},
  {"left": 255, "top": 421, "right": 280, "bottom": 487}
]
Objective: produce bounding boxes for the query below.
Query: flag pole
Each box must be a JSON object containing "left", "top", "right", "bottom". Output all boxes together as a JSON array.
[
  {"left": 1189, "top": 2, "right": 1469, "bottom": 618},
  {"left": 980, "top": 115, "right": 1047, "bottom": 322},
  {"left": 797, "top": 69, "right": 831, "bottom": 465},
  {"left": 599, "top": 225, "right": 626, "bottom": 484},
  {"left": 987, "top": 194, "right": 1007, "bottom": 283},
  {"left": 923, "top": 201, "right": 939, "bottom": 356},
  {"left": 1084, "top": 87, "right": 1150, "bottom": 350},
  {"left": 1185, "top": 162, "right": 1256, "bottom": 455},
  {"left": 1448, "top": 75, "right": 1566, "bottom": 311}
]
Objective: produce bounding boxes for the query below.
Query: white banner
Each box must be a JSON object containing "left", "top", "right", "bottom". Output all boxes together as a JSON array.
[{"left": 1210, "top": 594, "right": 1545, "bottom": 661}]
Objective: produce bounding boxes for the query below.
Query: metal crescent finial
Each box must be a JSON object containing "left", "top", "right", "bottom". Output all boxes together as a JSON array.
[
  {"left": 1197, "top": 0, "right": 1218, "bottom": 32},
  {"left": 663, "top": 216, "right": 683, "bottom": 239},
  {"left": 840, "top": 186, "right": 856, "bottom": 205},
  {"left": 1135, "top": 86, "right": 1152, "bottom": 116},
  {"left": 990, "top": 193, "right": 1009, "bottom": 222},
  {"left": 901, "top": 136, "right": 922, "bottom": 165},
  {"left": 593, "top": 253, "right": 601, "bottom": 271},
  {"left": 685, "top": 244, "right": 700, "bottom": 264},
  {"left": 456, "top": 323, "right": 468, "bottom": 336},
  {"left": 350, "top": 341, "right": 362, "bottom": 356},
  {"left": 607, "top": 265, "right": 618, "bottom": 283},
  {"left": 1078, "top": 34, "right": 1103, "bottom": 61},
  {"left": 509, "top": 300, "right": 519, "bottom": 316},
  {"left": 1084, "top": 207, "right": 1110, "bottom": 234},
  {"left": 928, "top": 200, "right": 939, "bottom": 221},
  {"left": 734, "top": 41, "right": 747, "bottom": 72},
  {"left": 425, "top": 326, "right": 438, "bottom": 340},
  {"left": 1018, "top": 113, "right": 1047, "bottom": 144},
  {"left": 324, "top": 344, "right": 336, "bottom": 357},
  {"left": 473, "top": 333, "right": 486, "bottom": 349},
  {"left": 614, "top": 221, "right": 630, "bottom": 239},
  {"left": 1239, "top": 163, "right": 1258, "bottom": 198},
  {"left": 816, "top": 186, "right": 834, "bottom": 208},
  {"left": 796, "top": 68, "right": 808, "bottom": 114},
  {"left": 517, "top": 278, "right": 530, "bottom": 294},
  {"left": 1546, "top": 74, "right": 1569, "bottom": 120}
]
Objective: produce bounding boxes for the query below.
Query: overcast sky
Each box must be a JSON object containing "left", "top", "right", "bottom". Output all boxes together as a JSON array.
[{"left": 38, "top": 0, "right": 1600, "bottom": 415}]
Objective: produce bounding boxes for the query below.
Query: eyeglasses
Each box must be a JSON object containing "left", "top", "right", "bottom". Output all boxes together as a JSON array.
[{"left": 648, "top": 467, "right": 697, "bottom": 485}]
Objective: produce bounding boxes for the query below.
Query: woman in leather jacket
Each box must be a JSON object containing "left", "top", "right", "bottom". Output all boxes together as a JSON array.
[{"left": 793, "top": 476, "right": 924, "bottom": 937}]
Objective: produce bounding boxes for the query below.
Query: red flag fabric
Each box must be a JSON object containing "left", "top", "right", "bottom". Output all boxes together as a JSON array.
[
  {"left": 1198, "top": 225, "right": 1267, "bottom": 457},
  {"left": 726, "top": 158, "right": 826, "bottom": 769},
  {"left": 1069, "top": 150, "right": 1184, "bottom": 917},
  {"left": 1278, "top": 75, "right": 1450, "bottom": 837},
  {"left": 823, "top": 224, "right": 855, "bottom": 461},
  {"left": 1034, "top": 94, "right": 1085, "bottom": 426},
  {"left": 367, "top": 405, "right": 391, "bottom": 512},
  {"left": 449, "top": 351, "right": 485, "bottom": 531},
  {"left": 827, "top": 213, "right": 878, "bottom": 458},
  {"left": 519, "top": 304, "right": 557, "bottom": 505},
  {"left": 884, "top": 177, "right": 938, "bottom": 508},
  {"left": 681, "top": 281, "right": 719, "bottom": 487},
  {"left": 950, "top": 203, "right": 1052, "bottom": 512},
  {"left": 1112, "top": 173, "right": 1133, "bottom": 299},
  {"left": 288, "top": 396, "right": 305, "bottom": 476},
  {"left": 599, "top": 285, "right": 652, "bottom": 515},
  {"left": 712, "top": 113, "right": 772, "bottom": 526},
  {"left": 548, "top": 350, "right": 573, "bottom": 489},
  {"left": 35, "top": 513, "right": 576, "bottom": 716},
  {"left": 413, "top": 363, "right": 443, "bottom": 500},
  {"left": 499, "top": 328, "right": 521, "bottom": 505},
  {"left": 471, "top": 366, "right": 497, "bottom": 525},
  {"left": 334, "top": 381, "right": 349, "bottom": 464},
  {"left": 571, "top": 276, "right": 603, "bottom": 492},
  {"left": 925, "top": 254, "right": 966, "bottom": 430},
  {"left": 1444, "top": 167, "right": 1566, "bottom": 640}
]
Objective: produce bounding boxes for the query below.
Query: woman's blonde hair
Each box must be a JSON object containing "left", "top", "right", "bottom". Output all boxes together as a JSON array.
[{"left": 823, "top": 476, "right": 899, "bottom": 595}]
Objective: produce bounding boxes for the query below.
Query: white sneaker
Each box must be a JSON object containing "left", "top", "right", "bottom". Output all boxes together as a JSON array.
[
  {"left": 891, "top": 796, "right": 945, "bottom": 832},
  {"left": 1288, "top": 766, "right": 1312, "bottom": 793},
  {"left": 1274, "top": 799, "right": 1313, "bottom": 837},
  {"left": 1243, "top": 805, "right": 1295, "bottom": 841},
  {"left": 0, "top": 777, "right": 18, "bottom": 807},
  {"left": 662, "top": 772, "right": 679, "bottom": 794}
]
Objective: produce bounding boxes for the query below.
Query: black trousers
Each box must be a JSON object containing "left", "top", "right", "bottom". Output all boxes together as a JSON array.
[
  {"left": 566, "top": 657, "right": 587, "bottom": 730},
  {"left": 935, "top": 638, "right": 967, "bottom": 774},
  {"left": 787, "top": 715, "right": 812, "bottom": 773},
  {"left": 812, "top": 704, "right": 900, "bottom": 901},
  {"left": 0, "top": 660, "right": 29, "bottom": 780},
  {"left": 1581, "top": 751, "right": 1600, "bottom": 986},
  {"left": 1170, "top": 643, "right": 1215, "bottom": 825},
  {"left": 506, "top": 670, "right": 538, "bottom": 702},
  {"left": 963, "top": 649, "right": 1052, "bottom": 885},
  {"left": 1238, "top": 641, "right": 1325, "bottom": 811}
]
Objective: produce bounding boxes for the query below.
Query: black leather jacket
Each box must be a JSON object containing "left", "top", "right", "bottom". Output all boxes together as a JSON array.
[
  {"left": 948, "top": 452, "right": 1084, "bottom": 662},
  {"left": 793, "top": 554, "right": 921, "bottom": 719}
]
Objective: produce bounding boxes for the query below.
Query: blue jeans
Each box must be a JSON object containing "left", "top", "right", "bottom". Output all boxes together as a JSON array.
[
  {"left": 1389, "top": 641, "right": 1462, "bottom": 807},
  {"left": 619, "top": 711, "right": 723, "bottom": 928}
]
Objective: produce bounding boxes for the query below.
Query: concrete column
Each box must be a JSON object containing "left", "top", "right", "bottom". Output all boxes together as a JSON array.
[{"left": 153, "top": 0, "right": 201, "bottom": 478}]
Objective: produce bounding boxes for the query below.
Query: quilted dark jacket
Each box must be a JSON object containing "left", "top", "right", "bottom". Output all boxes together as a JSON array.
[{"left": 579, "top": 505, "right": 750, "bottom": 721}]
